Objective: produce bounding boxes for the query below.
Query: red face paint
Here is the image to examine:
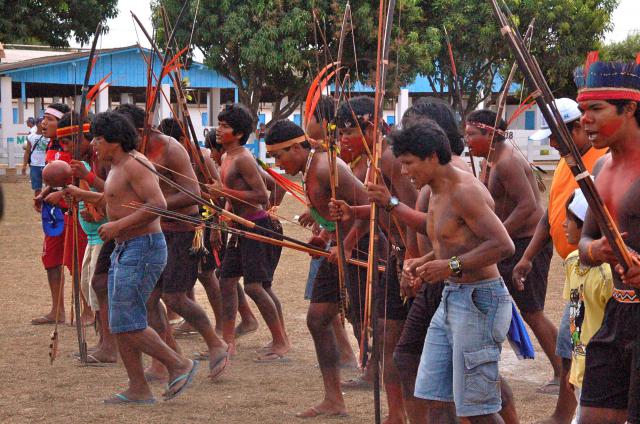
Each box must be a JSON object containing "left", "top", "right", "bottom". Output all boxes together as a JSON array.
[
  {"left": 599, "top": 117, "right": 623, "bottom": 138},
  {"left": 339, "top": 135, "right": 365, "bottom": 164}
]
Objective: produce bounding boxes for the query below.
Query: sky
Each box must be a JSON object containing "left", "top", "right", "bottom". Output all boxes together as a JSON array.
[{"left": 71, "top": 0, "right": 638, "bottom": 53}]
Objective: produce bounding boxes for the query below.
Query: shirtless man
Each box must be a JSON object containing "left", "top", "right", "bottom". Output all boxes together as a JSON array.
[
  {"left": 466, "top": 110, "right": 562, "bottom": 392},
  {"left": 572, "top": 60, "right": 640, "bottom": 424},
  {"left": 265, "top": 118, "right": 370, "bottom": 418},
  {"left": 330, "top": 95, "right": 418, "bottom": 423},
  {"left": 397, "top": 120, "right": 515, "bottom": 423},
  {"left": 114, "top": 105, "right": 228, "bottom": 380},
  {"left": 158, "top": 117, "right": 225, "bottom": 336},
  {"left": 213, "top": 103, "right": 288, "bottom": 361},
  {"left": 301, "top": 95, "right": 358, "bottom": 369},
  {"left": 67, "top": 111, "right": 197, "bottom": 403}
]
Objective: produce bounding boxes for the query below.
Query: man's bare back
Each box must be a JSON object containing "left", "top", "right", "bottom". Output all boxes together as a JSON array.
[
  {"left": 488, "top": 143, "right": 543, "bottom": 239},
  {"left": 144, "top": 130, "right": 199, "bottom": 218}
]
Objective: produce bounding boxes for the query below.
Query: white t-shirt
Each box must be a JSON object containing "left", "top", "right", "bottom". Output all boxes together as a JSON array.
[
  {"left": 27, "top": 133, "right": 48, "bottom": 167},
  {"left": 29, "top": 125, "right": 37, "bottom": 135}
]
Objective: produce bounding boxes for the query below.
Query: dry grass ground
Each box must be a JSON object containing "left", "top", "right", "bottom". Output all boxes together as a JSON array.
[{"left": 0, "top": 178, "right": 563, "bottom": 423}]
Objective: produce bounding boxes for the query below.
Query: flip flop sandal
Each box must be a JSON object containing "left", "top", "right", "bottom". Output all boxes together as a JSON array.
[
  {"left": 103, "top": 393, "right": 156, "bottom": 405},
  {"left": 163, "top": 360, "right": 199, "bottom": 401}
]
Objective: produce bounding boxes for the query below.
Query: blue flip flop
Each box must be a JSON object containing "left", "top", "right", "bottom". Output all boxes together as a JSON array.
[
  {"left": 163, "top": 360, "right": 199, "bottom": 401},
  {"left": 103, "top": 393, "right": 156, "bottom": 405}
]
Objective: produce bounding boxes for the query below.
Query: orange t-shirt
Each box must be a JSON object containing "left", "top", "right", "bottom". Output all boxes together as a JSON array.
[{"left": 548, "top": 147, "right": 607, "bottom": 259}]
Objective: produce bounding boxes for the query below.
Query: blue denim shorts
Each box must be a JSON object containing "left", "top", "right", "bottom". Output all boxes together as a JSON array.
[
  {"left": 414, "top": 278, "right": 513, "bottom": 417},
  {"left": 30, "top": 165, "right": 44, "bottom": 191},
  {"left": 556, "top": 301, "right": 572, "bottom": 359},
  {"left": 108, "top": 233, "right": 167, "bottom": 334}
]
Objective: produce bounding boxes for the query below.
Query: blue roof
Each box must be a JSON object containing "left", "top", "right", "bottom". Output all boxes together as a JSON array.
[{"left": 0, "top": 46, "right": 235, "bottom": 89}]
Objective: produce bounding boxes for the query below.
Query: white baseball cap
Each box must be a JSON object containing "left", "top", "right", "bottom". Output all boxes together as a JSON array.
[
  {"left": 529, "top": 98, "right": 582, "bottom": 141},
  {"left": 568, "top": 187, "right": 588, "bottom": 222}
]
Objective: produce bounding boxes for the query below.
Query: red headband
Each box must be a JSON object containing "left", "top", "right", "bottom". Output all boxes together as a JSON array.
[
  {"left": 57, "top": 123, "right": 91, "bottom": 138},
  {"left": 467, "top": 121, "right": 506, "bottom": 137},
  {"left": 577, "top": 87, "right": 640, "bottom": 103}
]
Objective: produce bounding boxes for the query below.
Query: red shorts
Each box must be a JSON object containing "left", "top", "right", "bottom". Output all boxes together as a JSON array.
[{"left": 42, "top": 214, "right": 88, "bottom": 270}]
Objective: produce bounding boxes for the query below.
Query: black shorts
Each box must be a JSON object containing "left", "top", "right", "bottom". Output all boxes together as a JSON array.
[
  {"left": 499, "top": 237, "right": 551, "bottom": 313},
  {"left": 311, "top": 236, "right": 372, "bottom": 328},
  {"left": 394, "top": 281, "right": 445, "bottom": 355},
  {"left": 199, "top": 226, "right": 227, "bottom": 273},
  {"left": 581, "top": 298, "right": 640, "bottom": 422},
  {"left": 219, "top": 217, "right": 281, "bottom": 286},
  {"left": 376, "top": 249, "right": 410, "bottom": 321},
  {"left": 156, "top": 231, "right": 198, "bottom": 293},
  {"left": 94, "top": 239, "right": 115, "bottom": 275}
]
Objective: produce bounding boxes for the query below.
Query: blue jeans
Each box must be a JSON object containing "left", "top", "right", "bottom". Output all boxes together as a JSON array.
[
  {"left": 556, "top": 301, "right": 573, "bottom": 359},
  {"left": 414, "top": 278, "right": 512, "bottom": 417},
  {"left": 108, "top": 233, "right": 167, "bottom": 334},
  {"left": 30, "top": 165, "right": 44, "bottom": 191},
  {"left": 304, "top": 257, "right": 324, "bottom": 300}
]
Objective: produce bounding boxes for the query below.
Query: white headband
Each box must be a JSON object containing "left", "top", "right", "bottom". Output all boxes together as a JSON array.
[{"left": 44, "top": 107, "right": 64, "bottom": 120}]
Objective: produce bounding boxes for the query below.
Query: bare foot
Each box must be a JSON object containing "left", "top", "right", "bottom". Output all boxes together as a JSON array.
[
  {"left": 235, "top": 320, "right": 259, "bottom": 338},
  {"left": 144, "top": 365, "right": 169, "bottom": 384},
  {"left": 537, "top": 376, "right": 561, "bottom": 395},
  {"left": 86, "top": 349, "right": 117, "bottom": 364},
  {"left": 31, "top": 312, "right": 65, "bottom": 325},
  {"left": 295, "top": 400, "right": 347, "bottom": 419}
]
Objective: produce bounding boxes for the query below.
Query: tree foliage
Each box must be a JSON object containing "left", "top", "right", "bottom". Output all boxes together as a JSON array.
[
  {"left": 0, "top": 0, "right": 118, "bottom": 47},
  {"left": 153, "top": 0, "right": 438, "bottom": 124},
  {"left": 422, "top": 0, "right": 618, "bottom": 115},
  {"left": 599, "top": 32, "right": 640, "bottom": 61}
]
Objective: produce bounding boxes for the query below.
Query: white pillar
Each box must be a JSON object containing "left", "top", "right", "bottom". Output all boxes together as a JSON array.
[
  {"left": 1, "top": 76, "right": 15, "bottom": 167},
  {"left": 208, "top": 88, "right": 220, "bottom": 126},
  {"left": 158, "top": 84, "right": 171, "bottom": 122},
  {"left": 74, "top": 95, "right": 82, "bottom": 113},
  {"left": 95, "top": 84, "right": 109, "bottom": 113},
  {"left": 396, "top": 88, "right": 409, "bottom": 122},
  {"left": 119, "top": 93, "right": 132, "bottom": 105}
]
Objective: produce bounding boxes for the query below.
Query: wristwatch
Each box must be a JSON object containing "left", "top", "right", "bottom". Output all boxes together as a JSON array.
[
  {"left": 384, "top": 196, "right": 399, "bottom": 212},
  {"left": 448, "top": 256, "right": 462, "bottom": 276}
]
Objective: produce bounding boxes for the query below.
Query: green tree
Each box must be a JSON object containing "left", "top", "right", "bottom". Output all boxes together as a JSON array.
[
  {"left": 0, "top": 0, "right": 118, "bottom": 47},
  {"left": 422, "top": 0, "right": 618, "bottom": 115},
  {"left": 599, "top": 32, "right": 640, "bottom": 61},
  {"left": 153, "top": 0, "right": 438, "bottom": 124}
]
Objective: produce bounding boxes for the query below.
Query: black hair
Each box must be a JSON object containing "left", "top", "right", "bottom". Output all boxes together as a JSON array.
[
  {"left": 564, "top": 192, "right": 584, "bottom": 227},
  {"left": 313, "top": 95, "right": 335, "bottom": 123},
  {"left": 217, "top": 103, "right": 255, "bottom": 145},
  {"left": 402, "top": 98, "right": 465, "bottom": 155},
  {"left": 466, "top": 109, "right": 507, "bottom": 142},
  {"left": 57, "top": 112, "right": 93, "bottom": 140},
  {"left": 390, "top": 120, "right": 452, "bottom": 164},
  {"left": 336, "top": 95, "right": 376, "bottom": 129},
  {"left": 205, "top": 130, "right": 223, "bottom": 152},
  {"left": 158, "top": 117, "right": 185, "bottom": 141},
  {"left": 114, "top": 103, "right": 145, "bottom": 129},
  {"left": 264, "top": 119, "right": 311, "bottom": 149},
  {"left": 91, "top": 111, "right": 139, "bottom": 152},
  {"left": 47, "top": 103, "right": 71, "bottom": 117},
  {"left": 606, "top": 99, "right": 640, "bottom": 126}
]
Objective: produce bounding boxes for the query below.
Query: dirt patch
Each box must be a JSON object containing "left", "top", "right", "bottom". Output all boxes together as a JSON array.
[{"left": 0, "top": 180, "right": 564, "bottom": 423}]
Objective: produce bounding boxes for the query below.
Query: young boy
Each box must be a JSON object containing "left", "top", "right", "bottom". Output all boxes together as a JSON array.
[
  {"left": 213, "top": 103, "right": 288, "bottom": 360},
  {"left": 562, "top": 189, "right": 613, "bottom": 422}
]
